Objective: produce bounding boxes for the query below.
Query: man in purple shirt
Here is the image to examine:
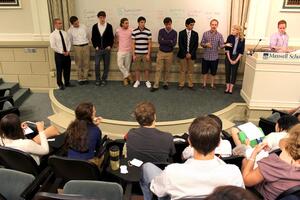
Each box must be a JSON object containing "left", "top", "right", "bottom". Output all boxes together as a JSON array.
[
  {"left": 269, "top": 20, "right": 289, "bottom": 52},
  {"left": 151, "top": 17, "right": 177, "bottom": 92},
  {"left": 200, "top": 19, "right": 226, "bottom": 89}
]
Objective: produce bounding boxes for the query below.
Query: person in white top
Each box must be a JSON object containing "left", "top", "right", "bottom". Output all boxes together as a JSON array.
[
  {"left": 140, "top": 116, "right": 244, "bottom": 200},
  {"left": 68, "top": 16, "right": 90, "bottom": 85},
  {"left": 263, "top": 115, "right": 299, "bottom": 151},
  {"left": 115, "top": 18, "right": 133, "bottom": 86},
  {"left": 182, "top": 114, "right": 232, "bottom": 159},
  {"left": 0, "top": 114, "right": 57, "bottom": 165},
  {"left": 50, "top": 18, "right": 72, "bottom": 90}
]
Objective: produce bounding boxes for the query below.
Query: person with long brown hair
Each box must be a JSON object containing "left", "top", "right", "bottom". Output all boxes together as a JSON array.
[
  {"left": 66, "top": 102, "right": 102, "bottom": 164},
  {"left": 224, "top": 25, "right": 245, "bottom": 94},
  {"left": 242, "top": 124, "right": 300, "bottom": 200}
]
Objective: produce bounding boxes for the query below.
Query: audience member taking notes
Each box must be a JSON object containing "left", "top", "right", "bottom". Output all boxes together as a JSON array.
[
  {"left": 242, "top": 124, "right": 300, "bottom": 200},
  {"left": 0, "top": 114, "right": 59, "bottom": 165}
]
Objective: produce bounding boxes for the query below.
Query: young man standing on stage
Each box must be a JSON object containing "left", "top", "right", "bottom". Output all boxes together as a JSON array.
[
  {"left": 132, "top": 16, "right": 152, "bottom": 88},
  {"left": 151, "top": 17, "right": 177, "bottom": 92},
  {"left": 50, "top": 18, "right": 72, "bottom": 90},
  {"left": 115, "top": 18, "right": 133, "bottom": 86},
  {"left": 200, "top": 19, "right": 226, "bottom": 89},
  {"left": 177, "top": 18, "right": 199, "bottom": 91},
  {"left": 91, "top": 11, "right": 114, "bottom": 86},
  {"left": 68, "top": 16, "right": 90, "bottom": 85}
]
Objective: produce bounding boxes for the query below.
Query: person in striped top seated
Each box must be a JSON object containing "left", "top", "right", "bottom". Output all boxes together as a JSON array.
[{"left": 132, "top": 16, "right": 152, "bottom": 88}]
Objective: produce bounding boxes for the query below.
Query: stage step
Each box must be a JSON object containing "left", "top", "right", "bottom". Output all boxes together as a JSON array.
[
  {"left": 0, "top": 80, "right": 31, "bottom": 108},
  {"left": 13, "top": 88, "right": 31, "bottom": 107},
  {"left": 48, "top": 112, "right": 74, "bottom": 133}
]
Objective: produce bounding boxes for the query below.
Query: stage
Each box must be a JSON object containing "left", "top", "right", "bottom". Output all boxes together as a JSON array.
[{"left": 48, "top": 81, "right": 247, "bottom": 138}]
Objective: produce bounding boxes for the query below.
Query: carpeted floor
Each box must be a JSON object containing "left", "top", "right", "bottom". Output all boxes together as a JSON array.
[
  {"left": 53, "top": 81, "right": 244, "bottom": 122},
  {"left": 19, "top": 93, "right": 53, "bottom": 126}
]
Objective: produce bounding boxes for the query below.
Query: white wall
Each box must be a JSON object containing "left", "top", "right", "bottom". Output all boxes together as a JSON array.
[
  {"left": 0, "top": 0, "right": 50, "bottom": 41},
  {"left": 246, "top": 0, "right": 300, "bottom": 46},
  {"left": 74, "top": 0, "right": 230, "bottom": 42}
]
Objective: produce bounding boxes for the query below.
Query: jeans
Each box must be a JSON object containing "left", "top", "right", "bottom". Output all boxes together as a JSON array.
[
  {"left": 140, "top": 163, "right": 170, "bottom": 200},
  {"left": 95, "top": 49, "right": 110, "bottom": 81}
]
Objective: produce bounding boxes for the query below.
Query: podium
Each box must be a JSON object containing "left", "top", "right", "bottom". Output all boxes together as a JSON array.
[{"left": 241, "top": 52, "right": 300, "bottom": 109}]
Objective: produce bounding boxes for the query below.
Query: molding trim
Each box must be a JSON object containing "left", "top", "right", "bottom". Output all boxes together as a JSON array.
[{"left": 0, "top": 33, "right": 50, "bottom": 41}]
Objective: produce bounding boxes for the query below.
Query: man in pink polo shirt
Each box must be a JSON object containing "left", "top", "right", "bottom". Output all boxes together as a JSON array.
[
  {"left": 115, "top": 18, "right": 133, "bottom": 86},
  {"left": 270, "top": 20, "right": 289, "bottom": 52}
]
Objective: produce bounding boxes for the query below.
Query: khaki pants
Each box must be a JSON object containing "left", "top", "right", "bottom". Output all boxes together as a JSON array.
[
  {"left": 153, "top": 51, "right": 173, "bottom": 88},
  {"left": 133, "top": 54, "right": 151, "bottom": 71},
  {"left": 74, "top": 45, "right": 90, "bottom": 81},
  {"left": 179, "top": 58, "right": 195, "bottom": 87}
]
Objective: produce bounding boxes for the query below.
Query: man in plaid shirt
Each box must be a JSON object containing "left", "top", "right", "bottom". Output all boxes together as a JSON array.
[{"left": 200, "top": 19, "right": 228, "bottom": 89}]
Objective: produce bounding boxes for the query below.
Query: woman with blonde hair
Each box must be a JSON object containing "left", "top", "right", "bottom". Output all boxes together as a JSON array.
[
  {"left": 242, "top": 124, "right": 300, "bottom": 200},
  {"left": 224, "top": 25, "right": 245, "bottom": 94}
]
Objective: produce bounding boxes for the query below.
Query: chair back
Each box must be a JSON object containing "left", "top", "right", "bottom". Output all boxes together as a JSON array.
[
  {"left": 0, "top": 146, "right": 40, "bottom": 176},
  {"left": 48, "top": 156, "right": 101, "bottom": 184},
  {"left": 63, "top": 180, "right": 123, "bottom": 200},
  {"left": 33, "top": 192, "right": 97, "bottom": 200},
  {"left": 276, "top": 185, "right": 300, "bottom": 200},
  {"left": 173, "top": 141, "right": 189, "bottom": 163},
  {"left": 221, "top": 155, "right": 244, "bottom": 170},
  {"left": 0, "top": 168, "right": 35, "bottom": 200},
  {"left": 258, "top": 117, "right": 276, "bottom": 136}
]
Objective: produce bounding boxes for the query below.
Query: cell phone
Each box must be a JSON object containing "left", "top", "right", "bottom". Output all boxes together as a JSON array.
[{"left": 25, "top": 121, "right": 36, "bottom": 125}]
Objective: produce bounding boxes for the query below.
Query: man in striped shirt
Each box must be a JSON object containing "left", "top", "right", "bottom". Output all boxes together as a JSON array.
[{"left": 132, "top": 16, "right": 152, "bottom": 88}]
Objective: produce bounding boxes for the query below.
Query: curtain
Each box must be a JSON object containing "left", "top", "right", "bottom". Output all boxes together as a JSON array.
[
  {"left": 230, "top": 0, "right": 251, "bottom": 36},
  {"left": 47, "top": 0, "right": 75, "bottom": 31}
]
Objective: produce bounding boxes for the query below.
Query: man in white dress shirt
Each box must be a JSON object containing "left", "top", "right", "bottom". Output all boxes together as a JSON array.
[
  {"left": 140, "top": 116, "right": 244, "bottom": 200},
  {"left": 68, "top": 16, "right": 90, "bottom": 85},
  {"left": 50, "top": 18, "right": 72, "bottom": 90}
]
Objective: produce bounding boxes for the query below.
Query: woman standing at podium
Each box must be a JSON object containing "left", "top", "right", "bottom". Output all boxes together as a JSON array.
[{"left": 224, "top": 25, "right": 245, "bottom": 94}]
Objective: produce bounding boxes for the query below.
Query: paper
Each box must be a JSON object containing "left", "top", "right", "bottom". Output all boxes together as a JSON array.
[
  {"left": 129, "top": 158, "right": 143, "bottom": 167},
  {"left": 120, "top": 165, "right": 128, "bottom": 174},
  {"left": 23, "top": 127, "right": 34, "bottom": 135},
  {"left": 238, "top": 122, "right": 264, "bottom": 141}
]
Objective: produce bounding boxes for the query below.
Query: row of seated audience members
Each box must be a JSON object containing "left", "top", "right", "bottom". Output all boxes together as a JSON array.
[{"left": 0, "top": 102, "right": 300, "bottom": 200}]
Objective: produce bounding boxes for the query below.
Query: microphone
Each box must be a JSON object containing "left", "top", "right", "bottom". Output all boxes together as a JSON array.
[{"left": 249, "top": 39, "right": 262, "bottom": 56}]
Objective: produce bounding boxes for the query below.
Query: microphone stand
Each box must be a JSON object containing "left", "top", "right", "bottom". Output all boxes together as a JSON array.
[{"left": 250, "top": 39, "right": 262, "bottom": 56}]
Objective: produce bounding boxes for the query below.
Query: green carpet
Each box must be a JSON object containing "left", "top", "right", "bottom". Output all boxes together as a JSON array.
[{"left": 53, "top": 81, "right": 244, "bottom": 122}]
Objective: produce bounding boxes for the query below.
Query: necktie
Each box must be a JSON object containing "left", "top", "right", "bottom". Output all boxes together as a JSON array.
[
  {"left": 187, "top": 31, "right": 191, "bottom": 52},
  {"left": 59, "top": 30, "right": 67, "bottom": 52}
]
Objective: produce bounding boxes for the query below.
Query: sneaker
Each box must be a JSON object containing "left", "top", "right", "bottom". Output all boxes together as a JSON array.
[
  {"left": 133, "top": 80, "right": 140, "bottom": 88},
  {"left": 145, "top": 81, "right": 151, "bottom": 88}
]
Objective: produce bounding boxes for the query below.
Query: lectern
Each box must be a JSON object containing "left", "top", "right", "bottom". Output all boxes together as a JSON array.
[{"left": 241, "top": 52, "right": 300, "bottom": 109}]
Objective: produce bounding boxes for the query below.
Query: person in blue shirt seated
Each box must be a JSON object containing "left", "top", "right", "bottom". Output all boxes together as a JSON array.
[{"left": 66, "top": 102, "right": 103, "bottom": 166}]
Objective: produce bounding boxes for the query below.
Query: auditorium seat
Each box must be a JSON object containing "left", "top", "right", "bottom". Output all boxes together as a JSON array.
[
  {"left": 221, "top": 155, "right": 244, "bottom": 170},
  {"left": 63, "top": 180, "right": 123, "bottom": 200},
  {"left": 0, "top": 146, "right": 54, "bottom": 199},
  {"left": 258, "top": 109, "right": 289, "bottom": 136},
  {"left": 0, "top": 98, "right": 20, "bottom": 120},
  {"left": 0, "top": 168, "right": 35, "bottom": 200},
  {"left": 275, "top": 185, "right": 300, "bottom": 200},
  {"left": 48, "top": 156, "right": 102, "bottom": 190},
  {"left": 33, "top": 192, "right": 94, "bottom": 200},
  {"left": 0, "top": 146, "right": 43, "bottom": 176}
]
